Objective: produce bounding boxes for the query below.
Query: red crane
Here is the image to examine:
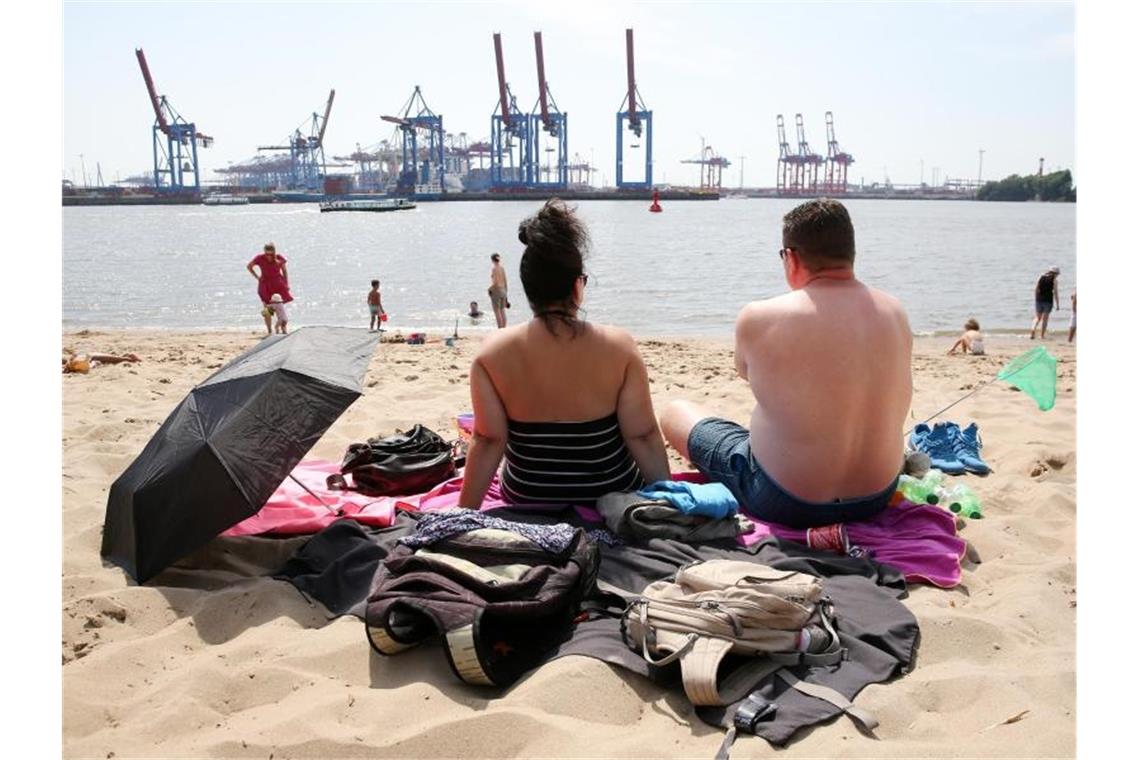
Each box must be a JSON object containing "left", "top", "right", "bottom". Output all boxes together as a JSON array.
[
  {"left": 625, "top": 28, "right": 641, "bottom": 137},
  {"left": 824, "top": 111, "right": 854, "bottom": 194},
  {"left": 795, "top": 113, "right": 824, "bottom": 193},
  {"left": 494, "top": 33, "right": 513, "bottom": 128}
]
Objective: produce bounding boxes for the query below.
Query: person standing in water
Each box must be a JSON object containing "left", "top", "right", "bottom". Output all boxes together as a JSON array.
[
  {"left": 1030, "top": 265, "right": 1061, "bottom": 340},
  {"left": 488, "top": 253, "right": 509, "bottom": 329},
  {"left": 247, "top": 242, "right": 293, "bottom": 336},
  {"left": 367, "top": 280, "right": 386, "bottom": 331}
]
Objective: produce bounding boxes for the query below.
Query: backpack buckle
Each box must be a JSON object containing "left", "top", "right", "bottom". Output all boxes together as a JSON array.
[{"left": 733, "top": 693, "right": 778, "bottom": 734}]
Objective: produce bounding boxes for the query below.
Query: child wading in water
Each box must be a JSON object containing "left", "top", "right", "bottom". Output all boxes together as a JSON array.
[
  {"left": 368, "top": 280, "right": 386, "bottom": 331},
  {"left": 947, "top": 318, "right": 985, "bottom": 355}
]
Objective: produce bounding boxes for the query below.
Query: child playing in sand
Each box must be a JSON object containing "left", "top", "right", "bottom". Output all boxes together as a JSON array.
[
  {"left": 269, "top": 293, "right": 288, "bottom": 334},
  {"left": 947, "top": 318, "right": 985, "bottom": 355},
  {"left": 368, "top": 280, "right": 386, "bottom": 331}
]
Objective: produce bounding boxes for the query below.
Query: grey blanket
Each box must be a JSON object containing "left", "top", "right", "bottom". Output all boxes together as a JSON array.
[{"left": 276, "top": 506, "right": 917, "bottom": 747}]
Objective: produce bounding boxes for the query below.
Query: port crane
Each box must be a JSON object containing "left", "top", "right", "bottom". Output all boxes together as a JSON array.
[
  {"left": 257, "top": 90, "right": 335, "bottom": 192},
  {"left": 615, "top": 28, "right": 653, "bottom": 189},
  {"left": 823, "top": 112, "right": 854, "bottom": 194},
  {"left": 135, "top": 48, "right": 213, "bottom": 193},
  {"left": 776, "top": 115, "right": 799, "bottom": 194},
  {"left": 795, "top": 113, "right": 824, "bottom": 194},
  {"left": 681, "top": 138, "right": 730, "bottom": 191},
  {"left": 382, "top": 86, "right": 445, "bottom": 195},
  {"left": 489, "top": 33, "right": 534, "bottom": 189},
  {"left": 530, "top": 32, "right": 568, "bottom": 189}
]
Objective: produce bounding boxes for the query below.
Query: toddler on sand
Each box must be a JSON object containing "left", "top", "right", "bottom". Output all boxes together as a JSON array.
[{"left": 947, "top": 318, "right": 984, "bottom": 355}]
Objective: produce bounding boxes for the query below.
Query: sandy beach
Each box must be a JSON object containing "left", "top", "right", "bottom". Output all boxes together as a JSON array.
[{"left": 61, "top": 329, "right": 1076, "bottom": 758}]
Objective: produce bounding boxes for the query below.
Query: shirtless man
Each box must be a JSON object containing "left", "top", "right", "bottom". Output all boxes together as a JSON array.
[
  {"left": 660, "top": 199, "right": 913, "bottom": 529},
  {"left": 488, "top": 253, "right": 509, "bottom": 329}
]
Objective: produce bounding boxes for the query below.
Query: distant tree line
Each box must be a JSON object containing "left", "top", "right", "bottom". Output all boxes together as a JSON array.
[{"left": 976, "top": 170, "right": 1075, "bottom": 202}]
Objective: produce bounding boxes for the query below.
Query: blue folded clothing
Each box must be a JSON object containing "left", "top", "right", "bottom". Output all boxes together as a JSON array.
[{"left": 636, "top": 480, "right": 739, "bottom": 520}]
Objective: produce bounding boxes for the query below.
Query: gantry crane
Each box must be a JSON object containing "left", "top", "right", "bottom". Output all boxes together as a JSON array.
[
  {"left": 135, "top": 48, "right": 213, "bottom": 193},
  {"left": 824, "top": 111, "right": 854, "bottom": 194},
  {"left": 489, "top": 33, "right": 534, "bottom": 189},
  {"left": 616, "top": 28, "right": 653, "bottom": 189},
  {"left": 795, "top": 113, "right": 824, "bottom": 194},
  {"left": 776, "top": 115, "right": 799, "bottom": 195},
  {"left": 382, "top": 86, "right": 445, "bottom": 195},
  {"left": 530, "top": 32, "right": 568, "bottom": 189},
  {"left": 681, "top": 138, "right": 730, "bottom": 191},
  {"left": 257, "top": 90, "right": 335, "bottom": 192}
]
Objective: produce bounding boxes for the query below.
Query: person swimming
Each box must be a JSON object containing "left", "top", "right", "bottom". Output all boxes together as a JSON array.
[{"left": 468, "top": 300, "right": 484, "bottom": 319}]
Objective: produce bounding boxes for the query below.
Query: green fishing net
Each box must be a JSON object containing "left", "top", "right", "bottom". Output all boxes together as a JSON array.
[{"left": 996, "top": 346, "right": 1057, "bottom": 411}]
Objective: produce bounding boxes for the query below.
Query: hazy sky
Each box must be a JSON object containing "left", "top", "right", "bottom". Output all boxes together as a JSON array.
[{"left": 63, "top": 0, "right": 1074, "bottom": 188}]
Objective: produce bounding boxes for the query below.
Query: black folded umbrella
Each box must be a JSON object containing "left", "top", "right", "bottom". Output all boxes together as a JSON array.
[{"left": 101, "top": 326, "right": 380, "bottom": 583}]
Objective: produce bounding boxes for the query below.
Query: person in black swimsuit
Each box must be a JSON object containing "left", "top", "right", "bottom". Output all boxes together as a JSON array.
[
  {"left": 457, "top": 199, "right": 671, "bottom": 508},
  {"left": 1030, "top": 266, "right": 1061, "bottom": 339}
]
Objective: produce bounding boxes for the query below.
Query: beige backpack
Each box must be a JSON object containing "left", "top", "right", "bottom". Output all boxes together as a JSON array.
[{"left": 625, "top": 558, "right": 874, "bottom": 698}]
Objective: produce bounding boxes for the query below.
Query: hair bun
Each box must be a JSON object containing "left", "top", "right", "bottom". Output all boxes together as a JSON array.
[{"left": 517, "top": 222, "right": 529, "bottom": 245}]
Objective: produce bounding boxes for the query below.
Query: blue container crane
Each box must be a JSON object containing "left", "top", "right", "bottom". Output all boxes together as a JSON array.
[
  {"left": 530, "top": 32, "right": 568, "bottom": 189},
  {"left": 135, "top": 48, "right": 213, "bottom": 194},
  {"left": 382, "top": 86, "right": 445, "bottom": 196},
  {"left": 615, "top": 28, "right": 653, "bottom": 190},
  {"left": 490, "top": 33, "right": 534, "bottom": 190},
  {"left": 257, "top": 90, "right": 336, "bottom": 192}
]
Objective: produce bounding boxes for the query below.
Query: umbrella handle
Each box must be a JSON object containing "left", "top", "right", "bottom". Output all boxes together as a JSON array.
[{"left": 288, "top": 473, "right": 341, "bottom": 516}]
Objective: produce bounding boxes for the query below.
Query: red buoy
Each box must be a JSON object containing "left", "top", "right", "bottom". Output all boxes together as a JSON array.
[{"left": 649, "top": 188, "right": 662, "bottom": 213}]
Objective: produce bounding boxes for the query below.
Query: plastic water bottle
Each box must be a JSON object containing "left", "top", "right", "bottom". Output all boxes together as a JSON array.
[
  {"left": 897, "top": 471, "right": 944, "bottom": 505},
  {"left": 943, "top": 484, "right": 983, "bottom": 519}
]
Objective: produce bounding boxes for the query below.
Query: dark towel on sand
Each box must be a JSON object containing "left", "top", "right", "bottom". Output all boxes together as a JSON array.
[{"left": 276, "top": 506, "right": 918, "bottom": 746}]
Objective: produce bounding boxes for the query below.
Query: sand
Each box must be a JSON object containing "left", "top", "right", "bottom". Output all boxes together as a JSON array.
[{"left": 61, "top": 329, "right": 1076, "bottom": 758}]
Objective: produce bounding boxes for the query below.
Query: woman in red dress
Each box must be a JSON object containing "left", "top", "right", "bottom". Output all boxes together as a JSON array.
[{"left": 247, "top": 242, "right": 293, "bottom": 335}]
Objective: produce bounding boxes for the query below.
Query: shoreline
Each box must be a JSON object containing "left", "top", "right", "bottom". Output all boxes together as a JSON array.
[{"left": 62, "top": 324, "right": 1077, "bottom": 341}]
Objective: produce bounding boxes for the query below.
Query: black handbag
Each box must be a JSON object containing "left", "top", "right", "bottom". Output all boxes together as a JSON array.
[{"left": 329, "top": 425, "right": 459, "bottom": 496}]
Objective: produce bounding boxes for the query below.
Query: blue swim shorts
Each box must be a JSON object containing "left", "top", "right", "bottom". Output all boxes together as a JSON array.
[
  {"left": 686, "top": 417, "right": 898, "bottom": 529},
  {"left": 1035, "top": 300, "right": 1054, "bottom": 316}
]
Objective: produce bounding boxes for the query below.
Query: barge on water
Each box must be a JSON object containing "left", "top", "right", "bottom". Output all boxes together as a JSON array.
[
  {"left": 319, "top": 198, "right": 417, "bottom": 213},
  {"left": 202, "top": 193, "right": 250, "bottom": 206}
]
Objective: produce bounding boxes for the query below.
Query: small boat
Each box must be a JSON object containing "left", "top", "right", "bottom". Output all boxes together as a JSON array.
[
  {"left": 202, "top": 193, "right": 249, "bottom": 206},
  {"left": 320, "top": 198, "right": 417, "bottom": 213}
]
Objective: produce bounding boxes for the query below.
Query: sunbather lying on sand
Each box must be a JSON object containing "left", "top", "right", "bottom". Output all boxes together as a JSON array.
[
  {"left": 660, "top": 199, "right": 913, "bottom": 529},
  {"left": 63, "top": 351, "right": 141, "bottom": 374}
]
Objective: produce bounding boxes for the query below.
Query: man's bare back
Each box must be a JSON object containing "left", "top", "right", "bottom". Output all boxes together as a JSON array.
[
  {"left": 736, "top": 279, "right": 912, "bottom": 501},
  {"left": 660, "top": 198, "right": 914, "bottom": 527}
]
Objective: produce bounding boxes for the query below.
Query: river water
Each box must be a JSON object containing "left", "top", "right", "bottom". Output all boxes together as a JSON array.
[{"left": 63, "top": 199, "right": 1075, "bottom": 337}]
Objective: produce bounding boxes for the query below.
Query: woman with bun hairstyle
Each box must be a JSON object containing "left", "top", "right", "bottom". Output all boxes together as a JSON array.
[{"left": 457, "top": 199, "right": 670, "bottom": 508}]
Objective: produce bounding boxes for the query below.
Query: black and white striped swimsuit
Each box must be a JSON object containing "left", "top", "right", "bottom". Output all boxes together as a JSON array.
[{"left": 500, "top": 413, "right": 643, "bottom": 505}]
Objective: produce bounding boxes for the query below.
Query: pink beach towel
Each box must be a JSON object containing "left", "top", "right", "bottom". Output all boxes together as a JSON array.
[
  {"left": 227, "top": 462, "right": 965, "bottom": 587},
  {"left": 222, "top": 460, "right": 395, "bottom": 537}
]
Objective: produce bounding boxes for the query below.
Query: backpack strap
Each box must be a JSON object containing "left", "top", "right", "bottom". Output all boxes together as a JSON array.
[
  {"left": 714, "top": 692, "right": 779, "bottom": 760},
  {"left": 775, "top": 668, "right": 879, "bottom": 734},
  {"left": 672, "top": 634, "right": 785, "bottom": 706}
]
